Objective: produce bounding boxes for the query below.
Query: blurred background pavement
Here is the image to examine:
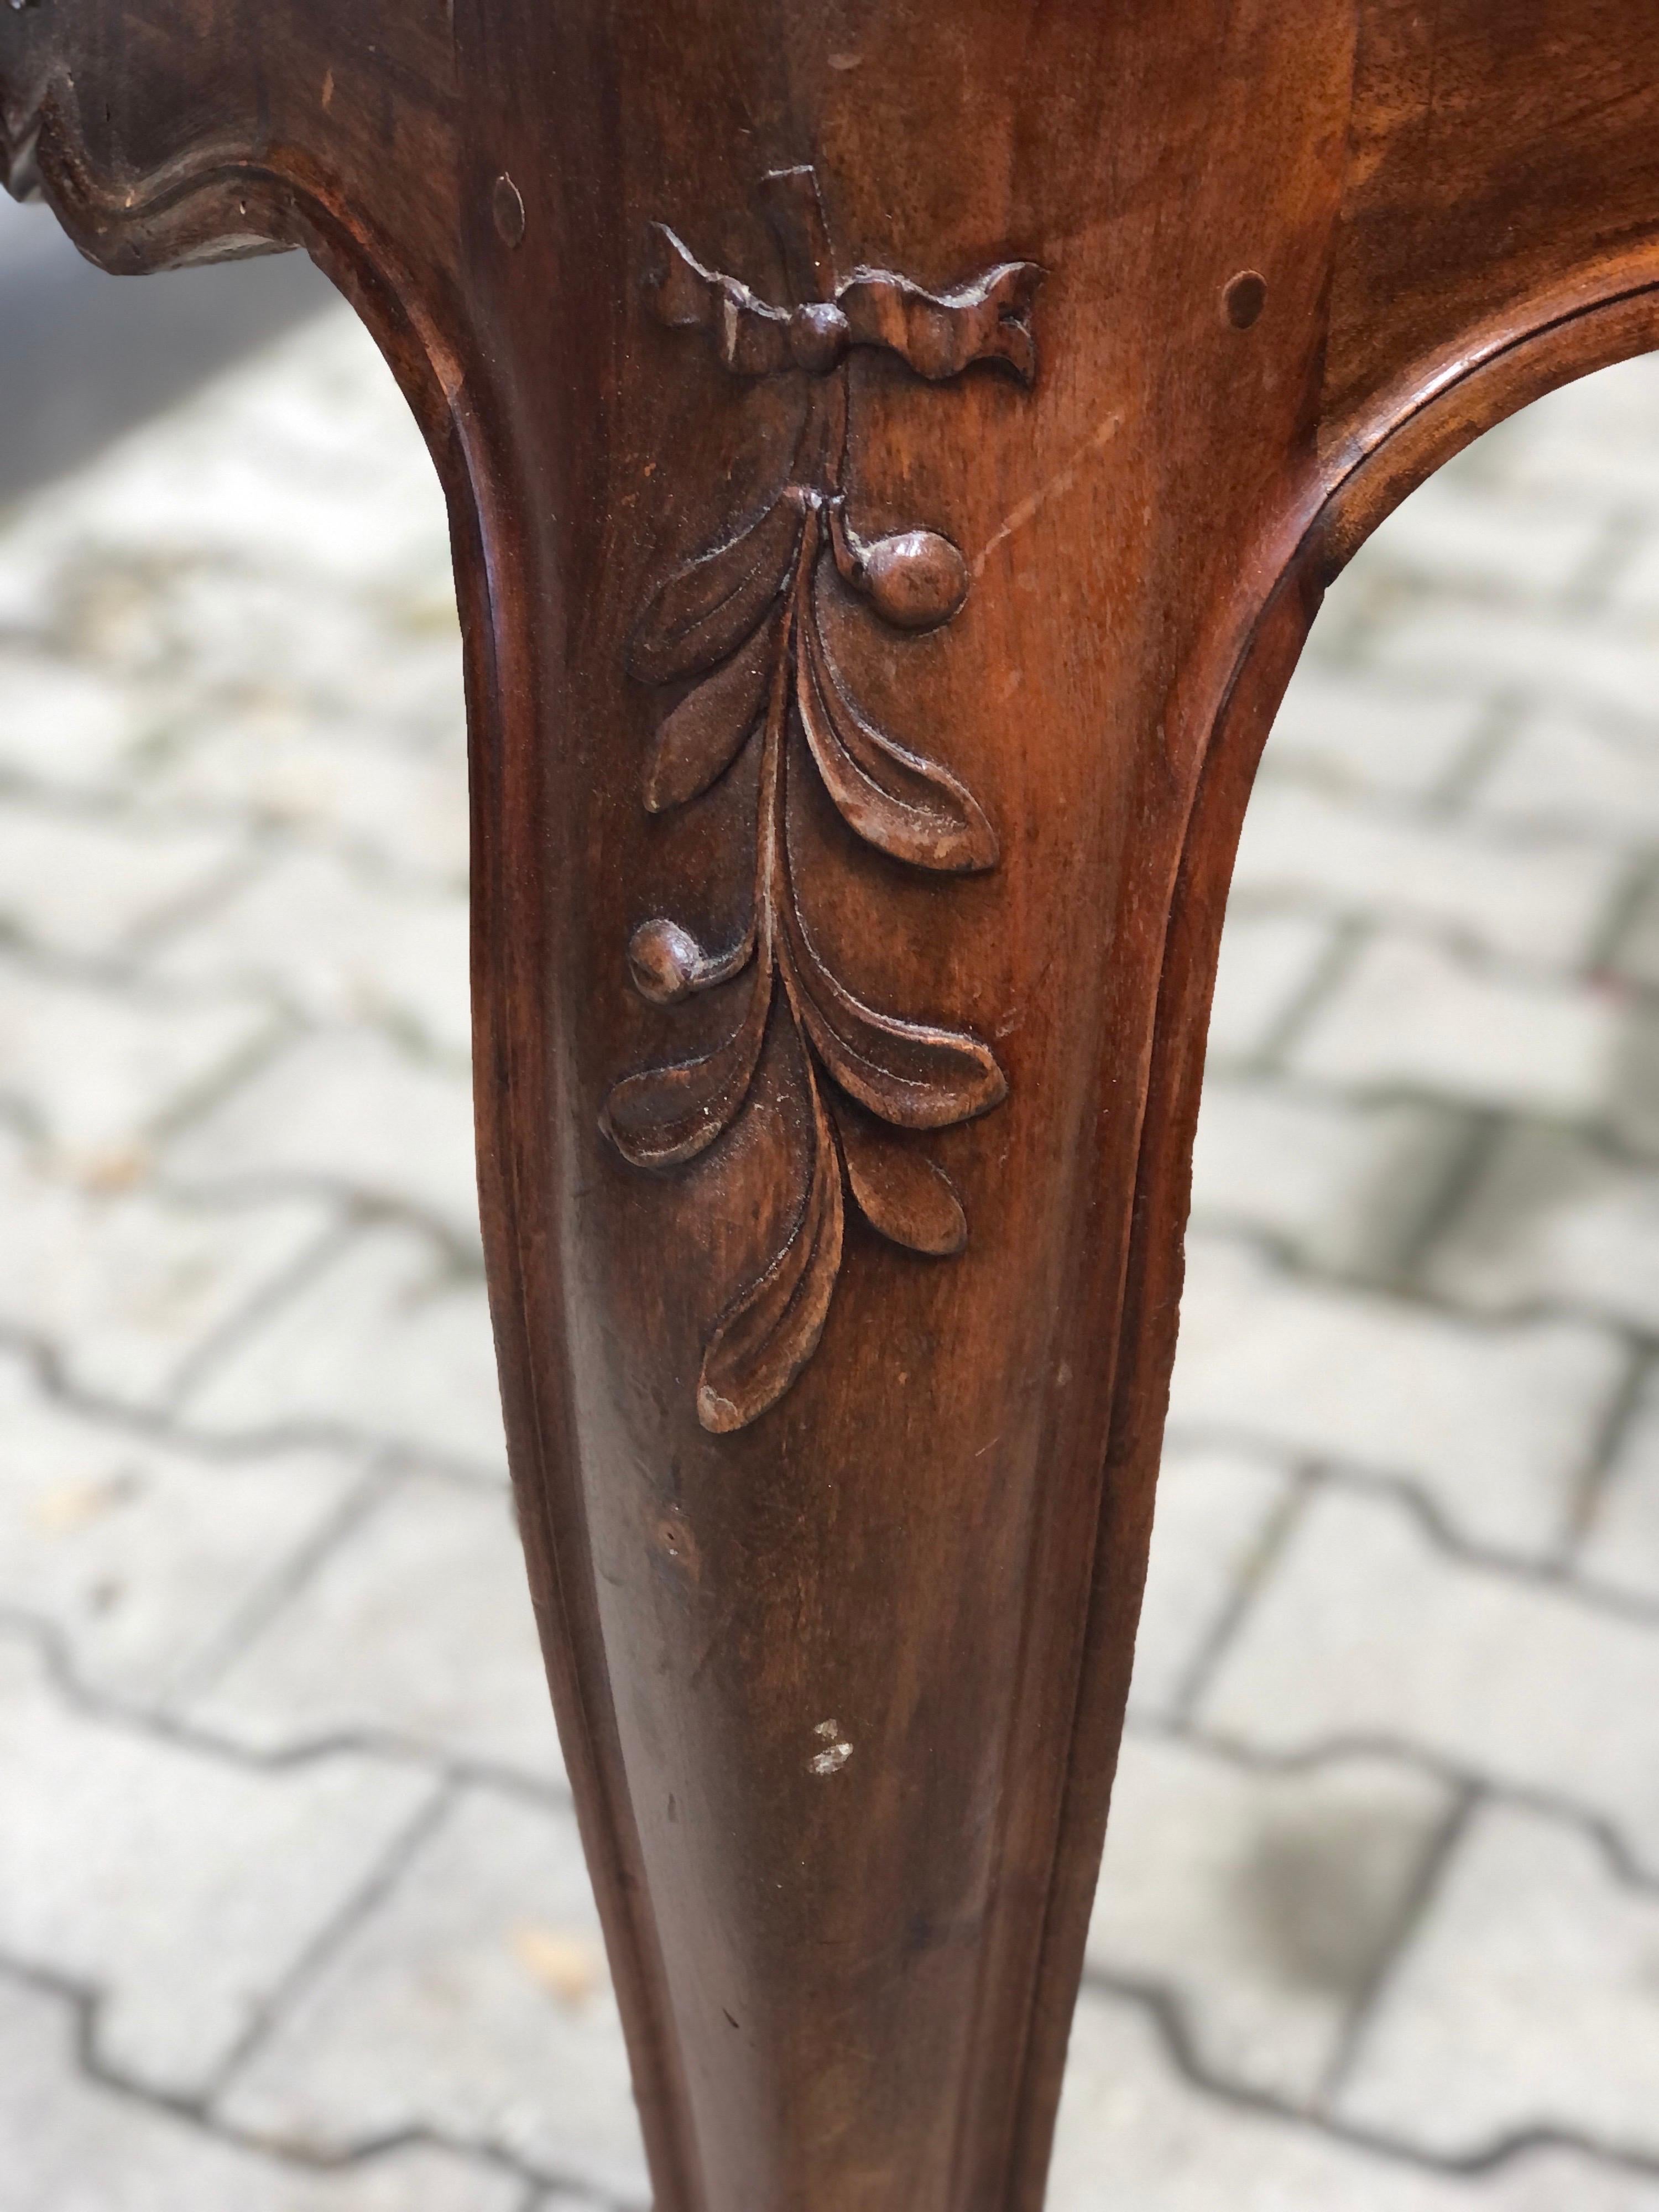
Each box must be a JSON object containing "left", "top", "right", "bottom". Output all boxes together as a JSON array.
[
  {"left": 1, "top": 201, "right": 1657, "bottom": 2210},
  {"left": 0, "top": 191, "right": 330, "bottom": 503}
]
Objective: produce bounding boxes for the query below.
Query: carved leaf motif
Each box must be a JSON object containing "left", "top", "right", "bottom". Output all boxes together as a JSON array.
[
  {"left": 838, "top": 1109, "right": 968, "bottom": 1256},
  {"left": 797, "top": 594, "right": 997, "bottom": 873},
  {"left": 601, "top": 959, "right": 772, "bottom": 1170},
  {"left": 617, "top": 167, "right": 1035, "bottom": 1429},
  {"left": 697, "top": 1072, "right": 846, "bottom": 1433},
  {"left": 781, "top": 902, "right": 1006, "bottom": 1130},
  {"left": 630, "top": 496, "right": 804, "bottom": 687},
  {"left": 646, "top": 608, "right": 781, "bottom": 812}
]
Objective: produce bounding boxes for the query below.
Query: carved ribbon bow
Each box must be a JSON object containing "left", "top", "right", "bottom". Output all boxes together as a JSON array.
[{"left": 650, "top": 207, "right": 1041, "bottom": 386}]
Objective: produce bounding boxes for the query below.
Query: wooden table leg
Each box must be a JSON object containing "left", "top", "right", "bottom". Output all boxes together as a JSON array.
[{"left": 7, "top": 3, "right": 1659, "bottom": 2206}]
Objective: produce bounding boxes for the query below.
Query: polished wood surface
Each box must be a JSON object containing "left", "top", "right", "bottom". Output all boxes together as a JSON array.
[{"left": 4, "top": 5, "right": 1658, "bottom": 2206}]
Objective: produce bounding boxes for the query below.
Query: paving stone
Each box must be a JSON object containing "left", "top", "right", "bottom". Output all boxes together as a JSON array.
[
  {"left": 1205, "top": 908, "right": 1337, "bottom": 1063},
  {"left": 1287, "top": 931, "right": 1623, "bottom": 1119},
  {"left": 1484, "top": 353, "right": 1659, "bottom": 509},
  {"left": 149, "top": 846, "right": 469, "bottom": 1058},
  {"left": 1089, "top": 1734, "right": 1454, "bottom": 2103},
  {"left": 139, "top": 708, "right": 470, "bottom": 884},
  {"left": 0, "top": 797, "right": 242, "bottom": 959},
  {"left": 1169, "top": 1236, "right": 1626, "bottom": 1559},
  {"left": 166, "top": 561, "right": 461, "bottom": 739},
  {"left": 1255, "top": 666, "right": 1486, "bottom": 801},
  {"left": 189, "top": 1468, "right": 564, "bottom": 1782},
  {"left": 1199, "top": 1486, "right": 1659, "bottom": 1875},
  {"left": 0, "top": 1352, "right": 366, "bottom": 1705},
  {"left": 0, "top": 1121, "right": 336, "bottom": 1402},
  {"left": 1050, "top": 1987, "right": 1659, "bottom": 2212},
  {"left": 1349, "top": 472, "right": 1610, "bottom": 602},
  {"left": 166, "top": 1027, "right": 479, "bottom": 1248},
  {"left": 0, "top": 647, "right": 142, "bottom": 794},
  {"left": 0, "top": 956, "right": 274, "bottom": 1160},
  {"left": 1365, "top": 602, "right": 1659, "bottom": 728},
  {"left": 178, "top": 1222, "right": 504, "bottom": 1473},
  {"left": 1425, "top": 1121, "right": 1659, "bottom": 1332},
  {"left": 41, "top": 555, "right": 459, "bottom": 746},
  {"left": 1336, "top": 1802, "right": 1659, "bottom": 2162},
  {"left": 1231, "top": 783, "right": 1621, "bottom": 967},
  {"left": 0, "top": 331, "right": 466, "bottom": 879},
  {"left": 1609, "top": 868, "right": 1659, "bottom": 990},
  {"left": 0, "top": 1973, "right": 529, "bottom": 2212},
  {"left": 1189, "top": 1078, "right": 1467, "bottom": 1281},
  {"left": 220, "top": 1787, "right": 647, "bottom": 2205},
  {"left": 0, "top": 1630, "right": 435, "bottom": 2098},
  {"left": 1608, "top": 524, "right": 1659, "bottom": 624},
  {"left": 1578, "top": 1370, "right": 1659, "bottom": 1603},
  {"left": 1128, "top": 1443, "right": 1294, "bottom": 1719},
  {"left": 1599, "top": 1008, "right": 1659, "bottom": 1161},
  {"left": 1469, "top": 707, "right": 1659, "bottom": 846},
  {"left": 0, "top": 314, "right": 452, "bottom": 604}
]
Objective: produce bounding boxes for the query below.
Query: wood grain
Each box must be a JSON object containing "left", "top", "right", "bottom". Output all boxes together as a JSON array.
[{"left": 5, "top": 4, "right": 1659, "bottom": 2206}]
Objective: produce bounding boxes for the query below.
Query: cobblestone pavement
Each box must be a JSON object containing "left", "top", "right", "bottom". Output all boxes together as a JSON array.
[{"left": 0, "top": 307, "right": 1657, "bottom": 2209}]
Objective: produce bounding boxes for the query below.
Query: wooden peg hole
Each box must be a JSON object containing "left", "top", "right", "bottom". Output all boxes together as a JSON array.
[
  {"left": 1223, "top": 269, "right": 1267, "bottom": 329},
  {"left": 493, "top": 173, "right": 527, "bottom": 248}
]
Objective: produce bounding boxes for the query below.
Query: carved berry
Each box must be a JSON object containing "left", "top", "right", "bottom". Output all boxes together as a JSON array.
[
  {"left": 628, "top": 917, "right": 706, "bottom": 1004},
  {"left": 857, "top": 529, "right": 970, "bottom": 631}
]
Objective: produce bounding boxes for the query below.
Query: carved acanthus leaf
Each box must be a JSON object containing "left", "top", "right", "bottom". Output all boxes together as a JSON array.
[
  {"left": 797, "top": 591, "right": 997, "bottom": 873},
  {"left": 630, "top": 494, "right": 804, "bottom": 686},
  {"left": 645, "top": 607, "right": 783, "bottom": 812},
  {"left": 601, "top": 954, "right": 772, "bottom": 1171},
  {"left": 697, "top": 1066, "right": 846, "bottom": 1434},
  {"left": 780, "top": 895, "right": 1005, "bottom": 1131},
  {"left": 838, "top": 1108, "right": 969, "bottom": 1257}
]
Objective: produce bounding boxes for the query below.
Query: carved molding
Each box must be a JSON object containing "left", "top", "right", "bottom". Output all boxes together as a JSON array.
[{"left": 603, "top": 165, "right": 1039, "bottom": 1432}]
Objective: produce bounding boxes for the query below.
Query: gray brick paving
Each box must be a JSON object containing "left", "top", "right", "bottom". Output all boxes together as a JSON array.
[
  {"left": 0, "top": 1975, "right": 533, "bottom": 2212},
  {"left": 1188, "top": 1082, "right": 1469, "bottom": 1282},
  {"left": 1580, "top": 1373, "right": 1659, "bottom": 1600},
  {"left": 185, "top": 1467, "right": 565, "bottom": 1782},
  {"left": 1, "top": 306, "right": 1657, "bottom": 2204},
  {"left": 218, "top": 1788, "right": 648, "bottom": 2205},
  {"left": 0, "top": 1123, "right": 338, "bottom": 1404},
  {"left": 0, "top": 1352, "right": 369, "bottom": 1702},
  {"left": 1197, "top": 1485, "right": 1659, "bottom": 1867},
  {"left": 165, "top": 1027, "right": 479, "bottom": 1246},
  {"left": 0, "top": 1628, "right": 437, "bottom": 2099},
  {"left": 173, "top": 1220, "right": 504, "bottom": 1470},
  {"left": 1089, "top": 1738, "right": 1456, "bottom": 2104},
  {"left": 1333, "top": 1801, "right": 1659, "bottom": 2161},
  {"left": 1171, "top": 1234, "right": 1630, "bottom": 1558},
  {"left": 1121, "top": 1442, "right": 1294, "bottom": 1723},
  {"left": 1052, "top": 1994, "right": 1659, "bottom": 2212}
]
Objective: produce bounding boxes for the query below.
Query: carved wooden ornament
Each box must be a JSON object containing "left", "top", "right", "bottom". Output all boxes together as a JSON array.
[
  {"left": 604, "top": 165, "right": 1040, "bottom": 1431},
  {"left": 16, "top": 6, "right": 1659, "bottom": 2209}
]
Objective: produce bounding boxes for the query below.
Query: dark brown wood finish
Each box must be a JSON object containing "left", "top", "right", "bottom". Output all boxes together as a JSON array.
[{"left": 6, "top": 4, "right": 1659, "bottom": 2206}]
